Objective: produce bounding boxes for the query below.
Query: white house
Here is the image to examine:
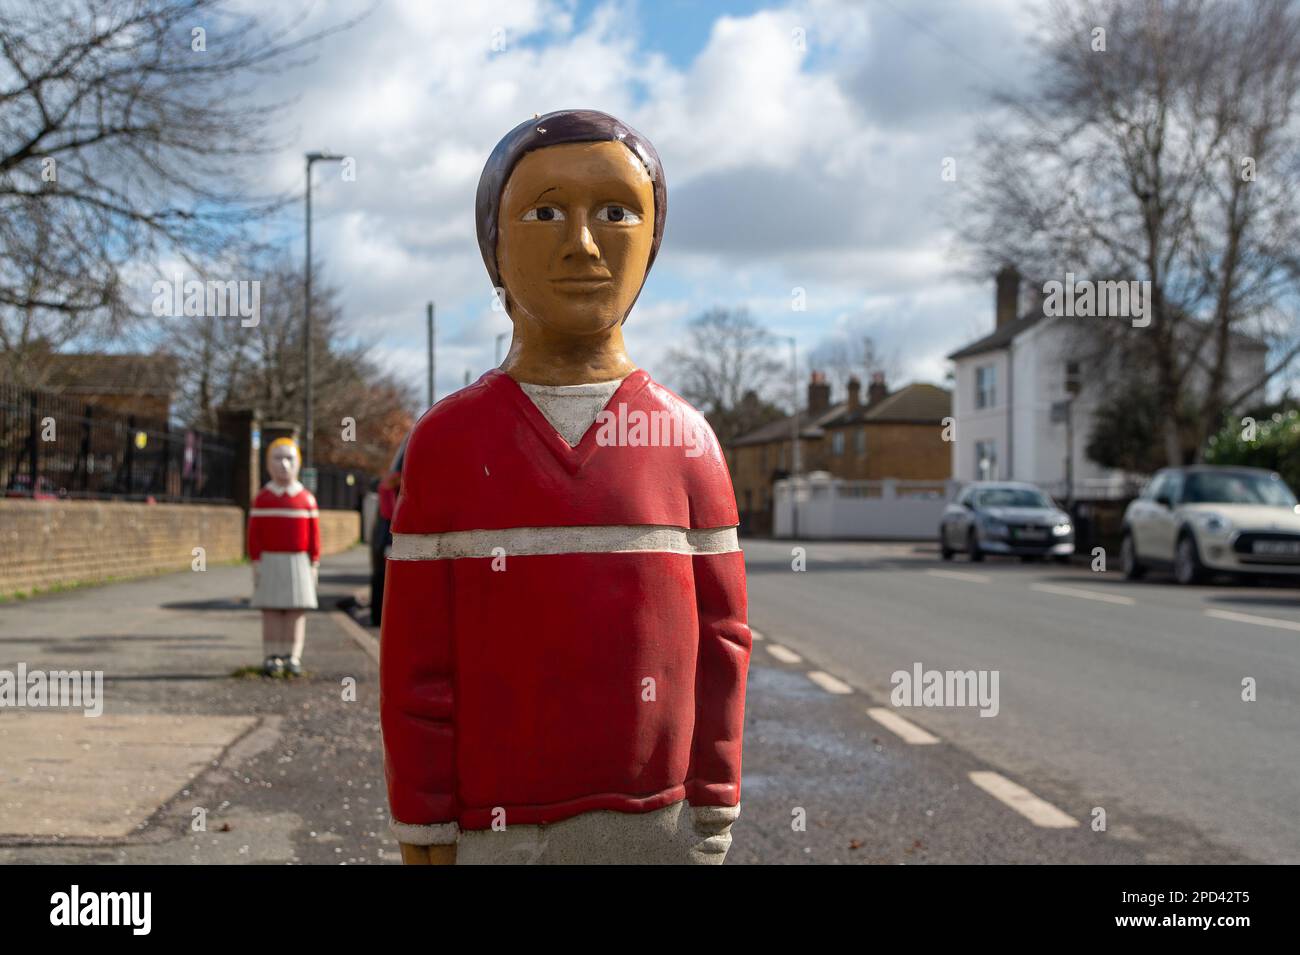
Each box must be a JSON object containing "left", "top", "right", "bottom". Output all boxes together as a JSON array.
[{"left": 947, "top": 266, "right": 1268, "bottom": 497}]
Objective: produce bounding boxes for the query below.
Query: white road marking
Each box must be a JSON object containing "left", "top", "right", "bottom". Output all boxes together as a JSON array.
[
  {"left": 1030, "top": 583, "right": 1135, "bottom": 606},
  {"left": 968, "top": 771, "right": 1079, "bottom": 828},
  {"left": 766, "top": 643, "right": 803, "bottom": 664},
  {"left": 807, "top": 671, "right": 853, "bottom": 694},
  {"left": 925, "top": 569, "right": 991, "bottom": 583},
  {"left": 866, "top": 707, "right": 940, "bottom": 745},
  {"left": 750, "top": 628, "right": 765, "bottom": 642},
  {"left": 1205, "top": 608, "right": 1300, "bottom": 633}
]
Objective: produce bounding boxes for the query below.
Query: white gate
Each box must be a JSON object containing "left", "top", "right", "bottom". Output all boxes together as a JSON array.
[{"left": 772, "top": 475, "right": 960, "bottom": 540}]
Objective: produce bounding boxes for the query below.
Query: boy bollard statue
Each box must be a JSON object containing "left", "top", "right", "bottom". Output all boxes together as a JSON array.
[{"left": 380, "top": 109, "right": 751, "bottom": 864}]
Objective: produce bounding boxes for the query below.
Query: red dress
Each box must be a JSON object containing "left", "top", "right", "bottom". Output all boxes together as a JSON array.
[{"left": 380, "top": 369, "right": 751, "bottom": 848}]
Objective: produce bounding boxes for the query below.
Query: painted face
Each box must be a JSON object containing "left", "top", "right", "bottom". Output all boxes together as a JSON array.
[
  {"left": 496, "top": 140, "right": 656, "bottom": 336},
  {"left": 269, "top": 444, "right": 300, "bottom": 485}
]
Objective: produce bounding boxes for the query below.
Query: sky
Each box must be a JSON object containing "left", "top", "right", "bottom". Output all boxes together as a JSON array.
[{"left": 241, "top": 0, "right": 1042, "bottom": 407}]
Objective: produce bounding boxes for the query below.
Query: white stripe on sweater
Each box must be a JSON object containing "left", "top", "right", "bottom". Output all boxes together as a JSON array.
[
  {"left": 251, "top": 508, "right": 320, "bottom": 518},
  {"left": 391, "top": 525, "right": 739, "bottom": 560}
]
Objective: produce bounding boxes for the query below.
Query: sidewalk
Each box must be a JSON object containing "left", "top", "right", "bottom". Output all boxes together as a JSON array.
[{"left": 0, "top": 547, "right": 395, "bottom": 864}]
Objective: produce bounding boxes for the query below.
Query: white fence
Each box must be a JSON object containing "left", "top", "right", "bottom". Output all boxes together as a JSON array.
[{"left": 773, "top": 474, "right": 960, "bottom": 540}]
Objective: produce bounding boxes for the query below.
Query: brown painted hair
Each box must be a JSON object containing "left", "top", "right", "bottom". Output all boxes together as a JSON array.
[{"left": 475, "top": 109, "right": 667, "bottom": 309}]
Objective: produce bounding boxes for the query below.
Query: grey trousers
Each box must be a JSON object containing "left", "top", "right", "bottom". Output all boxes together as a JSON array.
[{"left": 455, "top": 800, "right": 736, "bottom": 865}]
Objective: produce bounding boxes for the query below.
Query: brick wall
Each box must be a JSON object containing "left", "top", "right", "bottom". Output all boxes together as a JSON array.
[
  {"left": 319, "top": 510, "right": 360, "bottom": 555},
  {"left": 0, "top": 500, "right": 362, "bottom": 598},
  {"left": 822, "top": 422, "right": 952, "bottom": 480}
]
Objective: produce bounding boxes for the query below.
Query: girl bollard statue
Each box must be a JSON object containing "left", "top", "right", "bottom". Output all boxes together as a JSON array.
[
  {"left": 380, "top": 109, "right": 752, "bottom": 864},
  {"left": 247, "top": 437, "right": 321, "bottom": 678}
]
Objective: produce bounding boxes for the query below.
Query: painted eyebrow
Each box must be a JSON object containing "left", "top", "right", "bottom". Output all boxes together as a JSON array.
[{"left": 528, "top": 186, "right": 559, "bottom": 206}]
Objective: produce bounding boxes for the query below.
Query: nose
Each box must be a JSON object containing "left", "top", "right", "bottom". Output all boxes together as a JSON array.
[{"left": 560, "top": 211, "right": 600, "bottom": 262}]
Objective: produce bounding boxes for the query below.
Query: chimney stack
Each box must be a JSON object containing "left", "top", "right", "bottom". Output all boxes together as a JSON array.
[
  {"left": 847, "top": 376, "right": 862, "bottom": 409},
  {"left": 867, "top": 371, "right": 887, "bottom": 406},
  {"left": 995, "top": 264, "right": 1021, "bottom": 329},
  {"left": 807, "top": 371, "right": 830, "bottom": 416}
]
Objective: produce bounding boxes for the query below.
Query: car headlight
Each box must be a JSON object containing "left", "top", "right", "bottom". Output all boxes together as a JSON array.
[
  {"left": 1053, "top": 522, "right": 1072, "bottom": 536},
  {"left": 1198, "top": 512, "right": 1232, "bottom": 534}
]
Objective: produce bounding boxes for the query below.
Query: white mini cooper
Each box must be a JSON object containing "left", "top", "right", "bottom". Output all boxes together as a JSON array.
[{"left": 1121, "top": 466, "right": 1300, "bottom": 584}]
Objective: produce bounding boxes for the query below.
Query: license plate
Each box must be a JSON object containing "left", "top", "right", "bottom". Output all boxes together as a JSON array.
[
  {"left": 1253, "top": 540, "right": 1300, "bottom": 556},
  {"left": 1016, "top": 528, "right": 1048, "bottom": 540}
]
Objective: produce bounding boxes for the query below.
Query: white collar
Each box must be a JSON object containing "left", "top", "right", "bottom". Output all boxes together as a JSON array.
[{"left": 267, "top": 480, "right": 304, "bottom": 497}]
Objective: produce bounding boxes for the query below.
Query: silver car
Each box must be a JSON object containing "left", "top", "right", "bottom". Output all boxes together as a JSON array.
[{"left": 940, "top": 482, "right": 1075, "bottom": 562}]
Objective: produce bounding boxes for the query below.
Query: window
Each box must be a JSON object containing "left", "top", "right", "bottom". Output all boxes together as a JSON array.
[
  {"left": 1064, "top": 360, "right": 1081, "bottom": 396},
  {"left": 855, "top": 428, "right": 866, "bottom": 456},
  {"left": 832, "top": 432, "right": 845, "bottom": 455},
  {"left": 975, "top": 365, "right": 997, "bottom": 409},
  {"left": 1143, "top": 472, "right": 1168, "bottom": 501},
  {"left": 975, "top": 487, "right": 1052, "bottom": 509},
  {"left": 975, "top": 440, "right": 998, "bottom": 481}
]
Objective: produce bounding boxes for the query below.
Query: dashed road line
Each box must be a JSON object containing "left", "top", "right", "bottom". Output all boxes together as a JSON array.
[
  {"left": 1205, "top": 608, "right": 1300, "bottom": 633},
  {"left": 925, "top": 569, "right": 991, "bottom": 583},
  {"left": 866, "top": 707, "right": 940, "bottom": 745},
  {"left": 968, "top": 771, "right": 1079, "bottom": 828},
  {"left": 765, "top": 643, "right": 803, "bottom": 664},
  {"left": 1030, "top": 582, "right": 1135, "bottom": 606},
  {"left": 749, "top": 628, "right": 765, "bottom": 642},
  {"left": 807, "top": 671, "right": 853, "bottom": 694}
]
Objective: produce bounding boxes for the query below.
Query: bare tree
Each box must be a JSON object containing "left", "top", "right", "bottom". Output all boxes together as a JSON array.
[
  {"left": 807, "top": 331, "right": 899, "bottom": 395},
  {"left": 0, "top": 0, "right": 364, "bottom": 384},
  {"left": 164, "top": 253, "right": 416, "bottom": 474},
  {"left": 664, "top": 307, "right": 786, "bottom": 443},
  {"left": 963, "top": 0, "right": 1300, "bottom": 464}
]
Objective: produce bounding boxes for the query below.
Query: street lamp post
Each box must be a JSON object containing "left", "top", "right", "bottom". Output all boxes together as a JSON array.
[
  {"left": 781, "top": 335, "right": 800, "bottom": 540},
  {"left": 304, "top": 150, "right": 346, "bottom": 471},
  {"left": 427, "top": 302, "right": 435, "bottom": 408}
]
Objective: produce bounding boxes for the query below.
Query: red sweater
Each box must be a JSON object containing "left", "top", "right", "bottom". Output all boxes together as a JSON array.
[
  {"left": 247, "top": 484, "right": 321, "bottom": 562},
  {"left": 380, "top": 369, "right": 750, "bottom": 838}
]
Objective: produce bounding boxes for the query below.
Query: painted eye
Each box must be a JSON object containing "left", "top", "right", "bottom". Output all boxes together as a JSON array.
[
  {"left": 522, "top": 206, "right": 564, "bottom": 222},
  {"left": 596, "top": 205, "right": 641, "bottom": 224}
]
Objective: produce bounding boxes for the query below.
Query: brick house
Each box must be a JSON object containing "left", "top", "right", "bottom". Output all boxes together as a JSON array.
[
  {"left": 818, "top": 373, "right": 953, "bottom": 480},
  {"left": 40, "top": 353, "right": 180, "bottom": 423},
  {"left": 726, "top": 371, "right": 952, "bottom": 535}
]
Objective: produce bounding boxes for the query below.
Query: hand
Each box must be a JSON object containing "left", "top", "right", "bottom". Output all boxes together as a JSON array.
[
  {"left": 311, "top": 562, "right": 319, "bottom": 584},
  {"left": 399, "top": 842, "right": 456, "bottom": 865}
]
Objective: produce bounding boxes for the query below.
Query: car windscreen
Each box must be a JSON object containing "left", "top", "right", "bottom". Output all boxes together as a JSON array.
[
  {"left": 975, "top": 488, "right": 1052, "bottom": 509},
  {"left": 1181, "top": 472, "right": 1298, "bottom": 507}
]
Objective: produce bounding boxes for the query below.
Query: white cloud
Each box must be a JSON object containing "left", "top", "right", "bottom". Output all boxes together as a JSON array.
[{"left": 239, "top": 0, "right": 1041, "bottom": 400}]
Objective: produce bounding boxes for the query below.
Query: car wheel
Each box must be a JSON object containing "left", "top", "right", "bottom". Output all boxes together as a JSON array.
[
  {"left": 1121, "top": 532, "right": 1145, "bottom": 580},
  {"left": 967, "top": 528, "right": 984, "bottom": 562},
  {"left": 1174, "top": 532, "right": 1205, "bottom": 585},
  {"left": 940, "top": 527, "right": 955, "bottom": 560}
]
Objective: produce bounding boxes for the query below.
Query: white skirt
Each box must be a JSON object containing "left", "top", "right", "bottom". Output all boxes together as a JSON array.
[{"left": 252, "top": 551, "right": 318, "bottom": 609}]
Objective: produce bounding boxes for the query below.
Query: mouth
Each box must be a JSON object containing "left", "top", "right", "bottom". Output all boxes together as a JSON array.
[{"left": 551, "top": 275, "right": 613, "bottom": 291}]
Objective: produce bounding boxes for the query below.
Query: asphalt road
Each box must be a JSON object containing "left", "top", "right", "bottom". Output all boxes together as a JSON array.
[{"left": 739, "top": 538, "right": 1300, "bottom": 864}]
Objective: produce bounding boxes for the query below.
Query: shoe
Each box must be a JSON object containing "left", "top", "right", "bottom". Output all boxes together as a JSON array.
[
  {"left": 262, "top": 656, "right": 285, "bottom": 677},
  {"left": 285, "top": 658, "right": 303, "bottom": 678}
]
